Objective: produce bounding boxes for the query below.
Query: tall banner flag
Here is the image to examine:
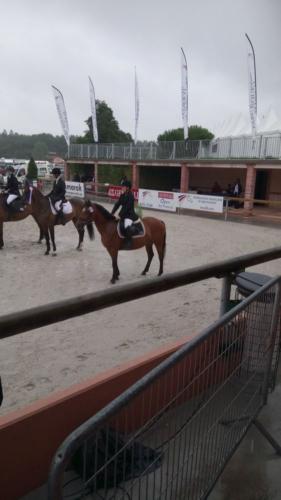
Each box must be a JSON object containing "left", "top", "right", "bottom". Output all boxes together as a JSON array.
[
  {"left": 245, "top": 33, "right": 257, "bottom": 139},
  {"left": 181, "top": 47, "right": 188, "bottom": 140},
  {"left": 88, "top": 76, "right": 99, "bottom": 142},
  {"left": 134, "top": 67, "right": 140, "bottom": 143},
  {"left": 51, "top": 85, "right": 70, "bottom": 146}
]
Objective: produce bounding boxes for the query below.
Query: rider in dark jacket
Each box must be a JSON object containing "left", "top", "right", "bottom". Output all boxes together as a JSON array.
[
  {"left": 47, "top": 167, "right": 66, "bottom": 224},
  {"left": 111, "top": 180, "right": 138, "bottom": 246},
  {"left": 4, "top": 167, "right": 24, "bottom": 211}
]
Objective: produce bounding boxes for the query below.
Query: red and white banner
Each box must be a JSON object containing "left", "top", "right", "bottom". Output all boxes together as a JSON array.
[
  {"left": 108, "top": 185, "right": 139, "bottom": 200},
  {"left": 139, "top": 188, "right": 176, "bottom": 212}
]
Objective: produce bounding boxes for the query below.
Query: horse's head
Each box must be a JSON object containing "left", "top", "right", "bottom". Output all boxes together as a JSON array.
[{"left": 79, "top": 200, "right": 95, "bottom": 223}]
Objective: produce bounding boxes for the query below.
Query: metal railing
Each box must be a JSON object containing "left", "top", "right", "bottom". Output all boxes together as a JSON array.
[
  {"left": 1, "top": 248, "right": 281, "bottom": 499},
  {"left": 68, "top": 135, "right": 281, "bottom": 162},
  {"left": 48, "top": 277, "right": 281, "bottom": 499}
]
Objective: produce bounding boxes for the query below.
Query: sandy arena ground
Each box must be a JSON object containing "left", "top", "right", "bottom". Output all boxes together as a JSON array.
[{"left": 1, "top": 204, "right": 281, "bottom": 415}]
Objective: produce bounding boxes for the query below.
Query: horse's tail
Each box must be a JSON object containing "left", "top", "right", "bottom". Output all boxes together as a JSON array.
[
  {"left": 161, "top": 221, "right": 166, "bottom": 259},
  {"left": 86, "top": 222, "right": 95, "bottom": 241}
]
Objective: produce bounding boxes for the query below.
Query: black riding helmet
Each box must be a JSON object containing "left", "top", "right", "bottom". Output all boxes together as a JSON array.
[
  {"left": 51, "top": 167, "right": 61, "bottom": 176},
  {"left": 123, "top": 180, "right": 131, "bottom": 189}
]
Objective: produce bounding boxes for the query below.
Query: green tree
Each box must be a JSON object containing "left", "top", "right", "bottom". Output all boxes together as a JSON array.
[
  {"left": 157, "top": 125, "right": 214, "bottom": 142},
  {"left": 27, "top": 157, "right": 38, "bottom": 180},
  {"left": 32, "top": 141, "right": 49, "bottom": 160},
  {"left": 76, "top": 100, "right": 133, "bottom": 144}
]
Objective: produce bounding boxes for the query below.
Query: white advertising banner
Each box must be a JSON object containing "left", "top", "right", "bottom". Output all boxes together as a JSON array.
[
  {"left": 65, "top": 181, "right": 85, "bottom": 199},
  {"left": 139, "top": 189, "right": 176, "bottom": 212},
  {"left": 181, "top": 47, "right": 188, "bottom": 140},
  {"left": 51, "top": 85, "right": 70, "bottom": 146},
  {"left": 177, "top": 193, "right": 224, "bottom": 213},
  {"left": 89, "top": 76, "right": 99, "bottom": 142}
]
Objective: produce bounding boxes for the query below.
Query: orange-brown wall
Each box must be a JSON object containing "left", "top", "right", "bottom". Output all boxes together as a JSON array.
[
  {"left": 268, "top": 170, "right": 281, "bottom": 200},
  {"left": 189, "top": 167, "right": 246, "bottom": 193},
  {"left": 0, "top": 336, "right": 193, "bottom": 500}
]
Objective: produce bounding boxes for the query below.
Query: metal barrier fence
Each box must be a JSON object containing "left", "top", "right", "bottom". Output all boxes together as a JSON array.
[
  {"left": 48, "top": 277, "right": 281, "bottom": 499},
  {"left": 68, "top": 135, "right": 281, "bottom": 162}
]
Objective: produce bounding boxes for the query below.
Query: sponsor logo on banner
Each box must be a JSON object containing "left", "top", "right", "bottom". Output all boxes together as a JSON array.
[
  {"left": 177, "top": 193, "right": 223, "bottom": 213},
  {"left": 139, "top": 189, "right": 176, "bottom": 212},
  {"left": 65, "top": 181, "right": 85, "bottom": 199},
  {"left": 108, "top": 186, "right": 138, "bottom": 200}
]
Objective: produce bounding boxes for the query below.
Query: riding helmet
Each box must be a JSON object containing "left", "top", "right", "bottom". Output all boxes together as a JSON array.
[
  {"left": 51, "top": 167, "right": 61, "bottom": 176},
  {"left": 123, "top": 180, "right": 132, "bottom": 189}
]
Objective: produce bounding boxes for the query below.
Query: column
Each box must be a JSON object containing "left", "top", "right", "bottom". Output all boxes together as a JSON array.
[
  {"left": 244, "top": 164, "right": 256, "bottom": 215},
  {"left": 64, "top": 162, "right": 71, "bottom": 181},
  {"left": 94, "top": 162, "right": 98, "bottom": 193},
  {"left": 132, "top": 161, "right": 140, "bottom": 189},
  {"left": 180, "top": 164, "right": 190, "bottom": 193}
]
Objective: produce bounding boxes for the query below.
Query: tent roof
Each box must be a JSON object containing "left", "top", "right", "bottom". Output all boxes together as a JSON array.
[{"left": 213, "top": 107, "right": 281, "bottom": 138}]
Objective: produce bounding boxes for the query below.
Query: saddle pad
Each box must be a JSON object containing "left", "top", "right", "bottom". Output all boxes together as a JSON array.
[
  {"left": 49, "top": 199, "right": 73, "bottom": 215},
  {"left": 117, "top": 219, "right": 145, "bottom": 239}
]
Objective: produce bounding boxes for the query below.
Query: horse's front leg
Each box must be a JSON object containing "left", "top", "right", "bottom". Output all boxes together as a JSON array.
[
  {"left": 73, "top": 218, "right": 84, "bottom": 251},
  {"left": 43, "top": 226, "right": 51, "bottom": 255},
  {"left": 0, "top": 222, "right": 3, "bottom": 249},
  {"left": 49, "top": 225, "right": 57, "bottom": 256},
  {"left": 110, "top": 251, "right": 120, "bottom": 284}
]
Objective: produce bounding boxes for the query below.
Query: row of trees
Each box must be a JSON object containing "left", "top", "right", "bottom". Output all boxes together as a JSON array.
[{"left": 0, "top": 100, "right": 214, "bottom": 160}]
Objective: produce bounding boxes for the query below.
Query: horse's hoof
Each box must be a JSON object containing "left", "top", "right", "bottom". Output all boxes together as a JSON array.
[
  {"left": 52, "top": 252, "right": 57, "bottom": 257},
  {"left": 45, "top": 252, "right": 49, "bottom": 256},
  {"left": 110, "top": 279, "right": 116, "bottom": 284},
  {"left": 141, "top": 271, "right": 146, "bottom": 276},
  {"left": 37, "top": 241, "right": 42, "bottom": 245},
  {"left": 76, "top": 247, "right": 82, "bottom": 252}
]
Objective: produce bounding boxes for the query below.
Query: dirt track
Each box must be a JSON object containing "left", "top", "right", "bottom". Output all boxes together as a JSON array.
[{"left": 1, "top": 205, "right": 281, "bottom": 414}]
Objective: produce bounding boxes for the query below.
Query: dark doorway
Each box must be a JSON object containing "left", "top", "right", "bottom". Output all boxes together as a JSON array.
[{"left": 255, "top": 170, "right": 268, "bottom": 200}]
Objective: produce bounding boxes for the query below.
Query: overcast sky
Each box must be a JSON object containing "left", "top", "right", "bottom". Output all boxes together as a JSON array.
[{"left": 0, "top": 0, "right": 280, "bottom": 141}]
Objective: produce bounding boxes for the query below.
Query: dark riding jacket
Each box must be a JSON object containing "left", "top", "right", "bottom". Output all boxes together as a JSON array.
[
  {"left": 6, "top": 174, "right": 20, "bottom": 196},
  {"left": 48, "top": 176, "right": 66, "bottom": 203},
  {"left": 111, "top": 191, "right": 138, "bottom": 221}
]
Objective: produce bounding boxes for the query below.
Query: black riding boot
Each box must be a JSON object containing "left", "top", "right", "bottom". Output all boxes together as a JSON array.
[{"left": 57, "top": 208, "right": 65, "bottom": 225}]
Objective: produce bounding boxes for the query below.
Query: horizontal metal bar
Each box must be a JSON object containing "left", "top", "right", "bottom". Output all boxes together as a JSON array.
[{"left": 1, "top": 247, "right": 281, "bottom": 339}]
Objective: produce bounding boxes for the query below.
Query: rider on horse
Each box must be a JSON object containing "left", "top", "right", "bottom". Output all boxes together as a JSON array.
[
  {"left": 111, "top": 180, "right": 138, "bottom": 247},
  {"left": 4, "top": 166, "right": 24, "bottom": 212},
  {"left": 47, "top": 167, "right": 66, "bottom": 225}
]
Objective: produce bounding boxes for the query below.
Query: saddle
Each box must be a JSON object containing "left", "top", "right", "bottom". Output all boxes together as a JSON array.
[
  {"left": 117, "top": 219, "right": 145, "bottom": 239},
  {"left": 5, "top": 196, "right": 25, "bottom": 213}
]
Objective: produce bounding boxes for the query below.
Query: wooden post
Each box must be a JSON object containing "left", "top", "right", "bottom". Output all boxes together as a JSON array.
[
  {"left": 244, "top": 164, "right": 256, "bottom": 215},
  {"left": 132, "top": 161, "right": 139, "bottom": 189},
  {"left": 180, "top": 164, "right": 190, "bottom": 193}
]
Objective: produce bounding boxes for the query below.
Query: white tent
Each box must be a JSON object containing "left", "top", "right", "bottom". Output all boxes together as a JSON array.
[{"left": 213, "top": 107, "right": 281, "bottom": 138}]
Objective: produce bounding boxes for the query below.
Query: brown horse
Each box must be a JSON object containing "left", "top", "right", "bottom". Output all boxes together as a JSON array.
[
  {"left": 78, "top": 201, "right": 166, "bottom": 283},
  {"left": 0, "top": 193, "right": 34, "bottom": 249},
  {"left": 25, "top": 186, "right": 94, "bottom": 255}
]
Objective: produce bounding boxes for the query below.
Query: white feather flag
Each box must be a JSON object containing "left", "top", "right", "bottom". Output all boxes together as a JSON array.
[
  {"left": 89, "top": 76, "right": 99, "bottom": 142},
  {"left": 51, "top": 85, "right": 70, "bottom": 146},
  {"left": 181, "top": 47, "right": 188, "bottom": 140}
]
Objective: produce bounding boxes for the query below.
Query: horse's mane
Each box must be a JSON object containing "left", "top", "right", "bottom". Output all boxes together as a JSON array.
[{"left": 93, "top": 203, "right": 116, "bottom": 221}]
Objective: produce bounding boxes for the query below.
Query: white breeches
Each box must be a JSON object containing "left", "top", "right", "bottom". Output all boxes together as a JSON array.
[
  {"left": 7, "top": 194, "right": 18, "bottom": 205},
  {"left": 124, "top": 218, "right": 133, "bottom": 228},
  {"left": 55, "top": 200, "right": 62, "bottom": 211}
]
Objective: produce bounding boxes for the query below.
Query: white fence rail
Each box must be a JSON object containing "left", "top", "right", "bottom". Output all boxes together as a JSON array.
[{"left": 69, "top": 135, "right": 281, "bottom": 162}]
